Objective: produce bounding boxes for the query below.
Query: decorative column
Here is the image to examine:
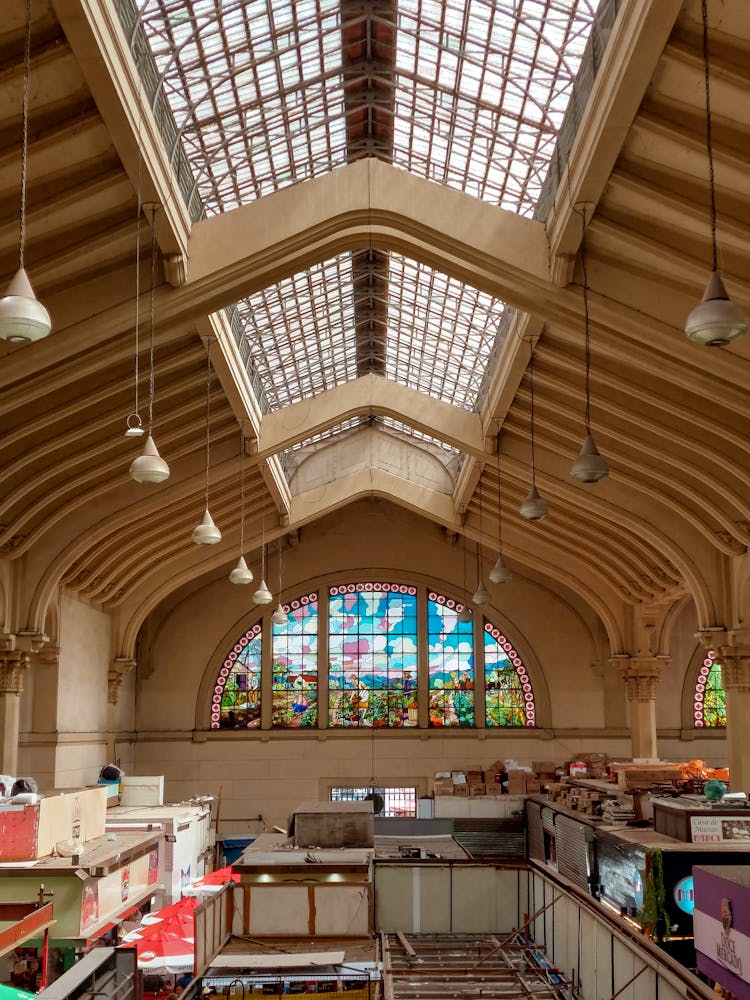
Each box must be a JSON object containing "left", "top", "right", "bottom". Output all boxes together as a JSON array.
[
  {"left": 0, "top": 649, "right": 30, "bottom": 774},
  {"left": 614, "top": 655, "right": 669, "bottom": 761},
  {"left": 698, "top": 631, "right": 750, "bottom": 792},
  {"left": 107, "top": 657, "right": 135, "bottom": 759}
]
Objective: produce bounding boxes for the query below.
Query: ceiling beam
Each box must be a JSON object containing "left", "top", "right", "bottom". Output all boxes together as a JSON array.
[
  {"left": 51, "top": 0, "right": 192, "bottom": 263},
  {"left": 254, "top": 374, "right": 484, "bottom": 461}
]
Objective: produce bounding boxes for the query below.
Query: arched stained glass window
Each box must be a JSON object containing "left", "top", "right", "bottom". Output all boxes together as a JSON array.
[
  {"left": 329, "top": 583, "right": 418, "bottom": 728},
  {"left": 694, "top": 650, "right": 726, "bottom": 727},
  {"left": 212, "top": 623, "right": 262, "bottom": 729},
  {"left": 428, "top": 592, "right": 474, "bottom": 727},
  {"left": 272, "top": 592, "right": 318, "bottom": 728},
  {"left": 484, "top": 623, "right": 535, "bottom": 727},
  {"left": 210, "top": 583, "right": 536, "bottom": 730}
]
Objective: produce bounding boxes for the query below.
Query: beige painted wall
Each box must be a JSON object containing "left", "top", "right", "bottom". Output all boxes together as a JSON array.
[{"left": 130, "top": 503, "right": 726, "bottom": 826}]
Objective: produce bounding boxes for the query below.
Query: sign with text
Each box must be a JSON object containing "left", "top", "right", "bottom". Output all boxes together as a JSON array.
[{"left": 690, "top": 816, "right": 750, "bottom": 843}]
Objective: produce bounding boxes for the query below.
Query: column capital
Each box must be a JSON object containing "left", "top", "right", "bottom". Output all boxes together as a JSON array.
[
  {"left": 108, "top": 657, "right": 136, "bottom": 706},
  {"left": 614, "top": 654, "right": 670, "bottom": 702},
  {"left": 0, "top": 649, "right": 31, "bottom": 695},
  {"left": 715, "top": 646, "right": 750, "bottom": 693}
]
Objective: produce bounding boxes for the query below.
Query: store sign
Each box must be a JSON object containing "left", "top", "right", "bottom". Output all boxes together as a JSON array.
[
  {"left": 690, "top": 816, "right": 750, "bottom": 844},
  {"left": 694, "top": 910, "right": 750, "bottom": 980},
  {"left": 674, "top": 876, "right": 695, "bottom": 915}
]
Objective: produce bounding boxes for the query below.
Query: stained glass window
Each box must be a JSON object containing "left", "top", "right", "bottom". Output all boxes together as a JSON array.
[
  {"left": 484, "top": 623, "right": 535, "bottom": 727},
  {"left": 212, "top": 623, "right": 262, "bottom": 729},
  {"left": 427, "top": 592, "right": 474, "bottom": 727},
  {"left": 694, "top": 650, "right": 726, "bottom": 728},
  {"left": 329, "top": 583, "right": 418, "bottom": 727},
  {"left": 272, "top": 593, "right": 318, "bottom": 728}
]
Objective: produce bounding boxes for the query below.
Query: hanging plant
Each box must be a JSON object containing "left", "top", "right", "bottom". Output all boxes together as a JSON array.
[{"left": 640, "top": 849, "right": 670, "bottom": 941}]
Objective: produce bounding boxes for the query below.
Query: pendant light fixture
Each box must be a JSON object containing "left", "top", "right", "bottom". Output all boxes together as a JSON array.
[
  {"left": 192, "top": 342, "right": 221, "bottom": 544},
  {"left": 472, "top": 483, "right": 491, "bottom": 606},
  {"left": 129, "top": 209, "right": 170, "bottom": 483},
  {"left": 271, "top": 539, "right": 288, "bottom": 625},
  {"left": 229, "top": 430, "right": 254, "bottom": 584},
  {"left": 252, "top": 516, "right": 273, "bottom": 605},
  {"left": 457, "top": 531, "right": 472, "bottom": 624},
  {"left": 489, "top": 425, "right": 512, "bottom": 583},
  {"left": 125, "top": 136, "right": 144, "bottom": 438},
  {"left": 519, "top": 347, "right": 548, "bottom": 520},
  {"left": 570, "top": 209, "right": 609, "bottom": 484},
  {"left": 685, "top": 0, "right": 747, "bottom": 347},
  {"left": 0, "top": 0, "right": 51, "bottom": 344}
]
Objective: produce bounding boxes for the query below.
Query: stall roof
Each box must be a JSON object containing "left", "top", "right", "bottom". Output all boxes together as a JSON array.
[
  {"left": 0, "top": 830, "right": 161, "bottom": 876},
  {"left": 208, "top": 951, "right": 346, "bottom": 971},
  {"left": 374, "top": 834, "right": 469, "bottom": 860}
]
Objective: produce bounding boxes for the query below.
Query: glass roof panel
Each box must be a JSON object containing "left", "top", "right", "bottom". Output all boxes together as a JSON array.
[
  {"left": 132, "top": 0, "right": 347, "bottom": 215},
  {"left": 129, "top": 0, "right": 598, "bottom": 216},
  {"left": 234, "top": 251, "right": 505, "bottom": 414},
  {"left": 234, "top": 253, "right": 359, "bottom": 411},
  {"left": 393, "top": 0, "right": 599, "bottom": 214},
  {"left": 385, "top": 254, "right": 505, "bottom": 410}
]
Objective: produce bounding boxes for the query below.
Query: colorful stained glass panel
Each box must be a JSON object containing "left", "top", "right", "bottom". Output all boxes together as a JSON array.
[
  {"left": 329, "top": 583, "right": 418, "bottom": 727},
  {"left": 427, "top": 592, "right": 474, "bottom": 727},
  {"left": 272, "top": 593, "right": 318, "bottom": 728},
  {"left": 212, "top": 623, "right": 262, "bottom": 729},
  {"left": 694, "top": 651, "right": 726, "bottom": 727},
  {"left": 484, "top": 623, "right": 534, "bottom": 727}
]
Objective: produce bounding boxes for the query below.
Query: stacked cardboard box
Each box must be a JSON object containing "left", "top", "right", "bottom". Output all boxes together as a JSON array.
[
  {"left": 546, "top": 781, "right": 611, "bottom": 817},
  {"left": 433, "top": 772, "right": 454, "bottom": 796},
  {"left": 615, "top": 764, "right": 682, "bottom": 790},
  {"left": 569, "top": 753, "right": 608, "bottom": 778}
]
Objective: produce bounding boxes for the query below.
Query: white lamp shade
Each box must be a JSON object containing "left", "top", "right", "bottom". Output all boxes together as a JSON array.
[
  {"left": 271, "top": 603, "right": 288, "bottom": 626},
  {"left": 489, "top": 554, "right": 512, "bottom": 584},
  {"left": 472, "top": 581, "right": 491, "bottom": 605},
  {"left": 253, "top": 579, "right": 273, "bottom": 605},
  {"left": 129, "top": 434, "right": 170, "bottom": 484},
  {"left": 192, "top": 508, "right": 222, "bottom": 545},
  {"left": 229, "top": 555, "right": 254, "bottom": 585},
  {"left": 520, "top": 485, "right": 548, "bottom": 521},
  {"left": 570, "top": 433, "right": 609, "bottom": 483},
  {"left": 686, "top": 271, "right": 748, "bottom": 346},
  {"left": 0, "top": 268, "right": 51, "bottom": 343}
]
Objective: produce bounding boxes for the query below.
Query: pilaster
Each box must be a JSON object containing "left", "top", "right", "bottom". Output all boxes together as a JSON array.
[{"left": 613, "top": 654, "right": 669, "bottom": 761}]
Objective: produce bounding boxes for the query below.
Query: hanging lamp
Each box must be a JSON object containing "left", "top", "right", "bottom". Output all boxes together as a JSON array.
[
  {"left": 192, "top": 343, "right": 221, "bottom": 544},
  {"left": 519, "top": 348, "right": 548, "bottom": 520},
  {"left": 570, "top": 209, "right": 609, "bottom": 484},
  {"left": 472, "top": 484, "right": 491, "bottom": 605},
  {"left": 685, "top": 0, "right": 747, "bottom": 346},
  {"left": 130, "top": 209, "right": 170, "bottom": 483},
  {"left": 270, "top": 538, "right": 288, "bottom": 625},
  {"left": 0, "top": 0, "right": 51, "bottom": 344},
  {"left": 252, "top": 517, "right": 273, "bottom": 605},
  {"left": 125, "top": 190, "right": 144, "bottom": 438},
  {"left": 229, "top": 431, "right": 254, "bottom": 584},
  {"left": 489, "top": 426, "right": 512, "bottom": 583}
]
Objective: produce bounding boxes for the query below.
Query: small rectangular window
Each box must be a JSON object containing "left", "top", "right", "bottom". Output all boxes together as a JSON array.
[{"left": 329, "top": 786, "right": 417, "bottom": 817}]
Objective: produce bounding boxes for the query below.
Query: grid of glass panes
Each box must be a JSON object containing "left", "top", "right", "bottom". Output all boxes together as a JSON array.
[
  {"left": 132, "top": 0, "right": 348, "bottom": 216},
  {"left": 272, "top": 593, "right": 318, "bottom": 728},
  {"left": 233, "top": 254, "right": 359, "bottom": 410},
  {"left": 329, "top": 584, "right": 419, "bottom": 728},
  {"left": 393, "top": 0, "right": 599, "bottom": 215},
  {"left": 212, "top": 623, "right": 262, "bottom": 729},
  {"left": 427, "top": 592, "right": 474, "bottom": 727},
  {"left": 694, "top": 650, "right": 726, "bottom": 727},
  {"left": 385, "top": 254, "right": 506, "bottom": 409},
  {"left": 330, "top": 786, "right": 418, "bottom": 818},
  {"left": 484, "top": 623, "right": 535, "bottom": 727}
]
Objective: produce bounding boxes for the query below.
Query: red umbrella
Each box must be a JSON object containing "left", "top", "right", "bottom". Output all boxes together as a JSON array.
[
  {"left": 124, "top": 913, "right": 195, "bottom": 974},
  {"left": 192, "top": 865, "right": 239, "bottom": 886}
]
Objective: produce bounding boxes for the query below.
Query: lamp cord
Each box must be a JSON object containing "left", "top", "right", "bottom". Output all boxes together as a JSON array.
[
  {"left": 477, "top": 478, "right": 484, "bottom": 586},
  {"left": 496, "top": 422, "right": 503, "bottom": 551},
  {"left": 19, "top": 0, "right": 31, "bottom": 269},
  {"left": 204, "top": 342, "right": 212, "bottom": 509},
  {"left": 529, "top": 345, "right": 538, "bottom": 488},
  {"left": 580, "top": 207, "right": 591, "bottom": 434},
  {"left": 701, "top": 0, "right": 718, "bottom": 272},
  {"left": 239, "top": 430, "right": 245, "bottom": 555},
  {"left": 148, "top": 207, "right": 157, "bottom": 430}
]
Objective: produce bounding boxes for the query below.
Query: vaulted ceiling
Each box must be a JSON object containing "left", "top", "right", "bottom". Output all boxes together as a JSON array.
[{"left": 1, "top": 0, "right": 748, "bottom": 657}]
